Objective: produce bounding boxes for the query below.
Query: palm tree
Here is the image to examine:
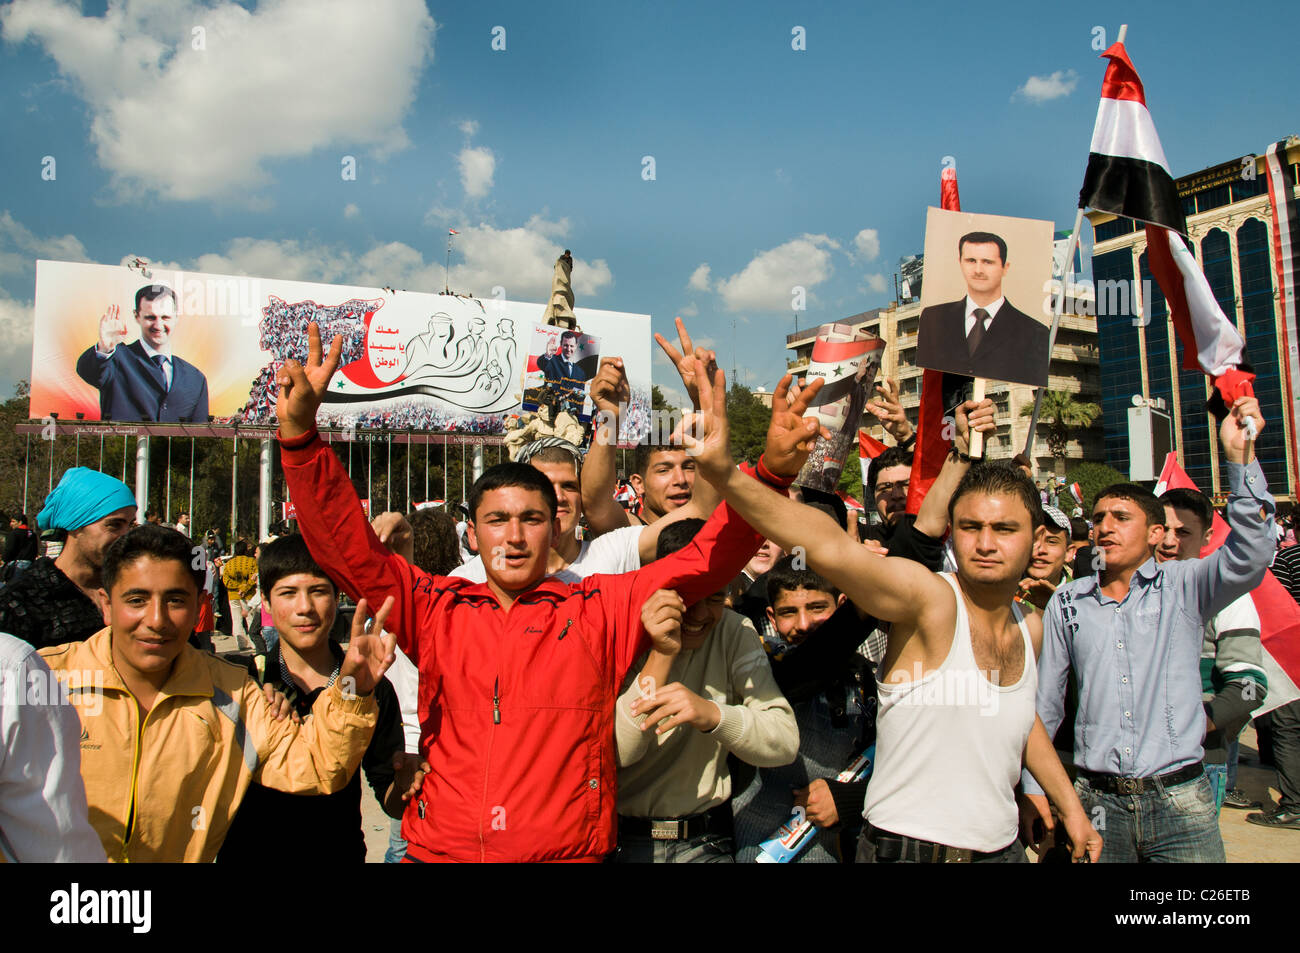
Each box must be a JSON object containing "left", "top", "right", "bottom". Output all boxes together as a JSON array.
[{"left": 1021, "top": 390, "right": 1101, "bottom": 477}]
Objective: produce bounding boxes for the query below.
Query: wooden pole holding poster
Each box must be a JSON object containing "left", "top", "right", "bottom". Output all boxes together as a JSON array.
[{"left": 968, "top": 378, "right": 987, "bottom": 457}]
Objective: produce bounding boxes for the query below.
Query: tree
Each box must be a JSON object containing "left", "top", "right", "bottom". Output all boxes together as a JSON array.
[
  {"left": 650, "top": 385, "right": 671, "bottom": 412},
  {"left": 1021, "top": 390, "right": 1101, "bottom": 477},
  {"left": 726, "top": 384, "right": 769, "bottom": 466},
  {"left": 1064, "top": 461, "right": 1129, "bottom": 516}
]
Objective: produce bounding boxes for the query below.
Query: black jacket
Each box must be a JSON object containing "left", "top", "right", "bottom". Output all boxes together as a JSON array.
[
  {"left": 917, "top": 297, "right": 1050, "bottom": 387},
  {"left": 76, "top": 340, "right": 210, "bottom": 423}
]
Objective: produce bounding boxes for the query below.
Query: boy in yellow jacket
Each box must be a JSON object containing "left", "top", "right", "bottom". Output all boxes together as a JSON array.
[{"left": 39, "top": 524, "right": 394, "bottom": 862}]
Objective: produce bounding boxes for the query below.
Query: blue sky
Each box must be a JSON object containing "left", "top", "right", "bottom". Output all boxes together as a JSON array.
[{"left": 1, "top": 0, "right": 1295, "bottom": 405}]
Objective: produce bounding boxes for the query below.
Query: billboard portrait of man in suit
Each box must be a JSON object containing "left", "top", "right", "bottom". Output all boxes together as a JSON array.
[
  {"left": 75, "top": 284, "right": 210, "bottom": 422},
  {"left": 916, "top": 230, "right": 1050, "bottom": 387}
]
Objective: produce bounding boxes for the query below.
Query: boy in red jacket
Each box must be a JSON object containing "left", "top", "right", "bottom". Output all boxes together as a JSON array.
[{"left": 275, "top": 324, "right": 825, "bottom": 862}]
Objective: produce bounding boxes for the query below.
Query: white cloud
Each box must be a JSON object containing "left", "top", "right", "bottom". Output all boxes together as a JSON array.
[
  {"left": 714, "top": 234, "right": 838, "bottom": 312},
  {"left": 174, "top": 215, "right": 611, "bottom": 301},
  {"left": 458, "top": 145, "right": 496, "bottom": 199},
  {"left": 0, "top": 293, "right": 35, "bottom": 389},
  {"left": 0, "top": 210, "right": 90, "bottom": 277},
  {"left": 0, "top": 0, "right": 436, "bottom": 202},
  {"left": 679, "top": 302, "right": 698, "bottom": 317},
  {"left": 343, "top": 203, "right": 360, "bottom": 220},
  {"left": 458, "top": 119, "right": 479, "bottom": 137},
  {"left": 865, "top": 273, "right": 888, "bottom": 294},
  {"left": 688, "top": 264, "right": 711, "bottom": 292},
  {"left": 1013, "top": 69, "right": 1078, "bottom": 104},
  {"left": 853, "top": 228, "right": 880, "bottom": 262}
]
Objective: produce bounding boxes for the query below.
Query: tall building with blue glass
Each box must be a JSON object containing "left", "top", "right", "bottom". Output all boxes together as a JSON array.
[{"left": 1088, "top": 139, "right": 1300, "bottom": 501}]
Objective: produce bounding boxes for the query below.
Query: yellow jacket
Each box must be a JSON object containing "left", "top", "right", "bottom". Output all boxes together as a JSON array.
[{"left": 40, "top": 628, "right": 377, "bottom": 862}]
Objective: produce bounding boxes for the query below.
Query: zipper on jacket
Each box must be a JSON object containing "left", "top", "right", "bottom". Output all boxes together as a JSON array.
[
  {"left": 493, "top": 677, "right": 501, "bottom": 724},
  {"left": 558, "top": 619, "right": 574, "bottom": 640},
  {"left": 121, "top": 696, "right": 156, "bottom": 862}
]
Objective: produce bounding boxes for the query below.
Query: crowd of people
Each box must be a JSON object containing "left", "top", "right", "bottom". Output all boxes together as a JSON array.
[{"left": 1, "top": 315, "right": 1297, "bottom": 866}]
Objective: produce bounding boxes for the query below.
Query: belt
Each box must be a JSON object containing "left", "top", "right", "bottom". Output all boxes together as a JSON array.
[
  {"left": 1078, "top": 762, "right": 1202, "bottom": 795},
  {"left": 864, "top": 824, "right": 1008, "bottom": 863},
  {"left": 618, "top": 804, "right": 731, "bottom": 842}
]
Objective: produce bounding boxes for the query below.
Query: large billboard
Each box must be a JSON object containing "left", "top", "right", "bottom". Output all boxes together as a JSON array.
[{"left": 30, "top": 260, "right": 651, "bottom": 441}]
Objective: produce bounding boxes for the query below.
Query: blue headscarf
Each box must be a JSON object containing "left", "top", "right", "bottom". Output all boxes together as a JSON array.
[{"left": 38, "top": 467, "right": 137, "bottom": 532}]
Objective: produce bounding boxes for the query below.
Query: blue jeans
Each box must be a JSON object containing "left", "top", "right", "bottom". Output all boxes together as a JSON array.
[
  {"left": 384, "top": 817, "right": 407, "bottom": 865},
  {"left": 1226, "top": 737, "right": 1240, "bottom": 789},
  {"left": 1074, "top": 773, "right": 1225, "bottom": 862},
  {"left": 1204, "top": 763, "right": 1227, "bottom": 813}
]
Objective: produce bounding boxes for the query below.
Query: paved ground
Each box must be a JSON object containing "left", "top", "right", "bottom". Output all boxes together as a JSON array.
[{"left": 217, "top": 634, "right": 1300, "bottom": 863}]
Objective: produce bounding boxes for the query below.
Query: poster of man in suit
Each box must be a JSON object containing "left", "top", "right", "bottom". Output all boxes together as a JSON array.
[
  {"left": 74, "top": 284, "right": 210, "bottom": 422},
  {"left": 521, "top": 325, "right": 600, "bottom": 421},
  {"left": 915, "top": 207, "right": 1053, "bottom": 388}
]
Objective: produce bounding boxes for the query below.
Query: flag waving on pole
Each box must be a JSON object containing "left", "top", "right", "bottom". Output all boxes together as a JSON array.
[
  {"left": 1078, "top": 39, "right": 1256, "bottom": 416},
  {"left": 448, "top": 228, "right": 459, "bottom": 235},
  {"left": 1078, "top": 42, "right": 1185, "bottom": 235}
]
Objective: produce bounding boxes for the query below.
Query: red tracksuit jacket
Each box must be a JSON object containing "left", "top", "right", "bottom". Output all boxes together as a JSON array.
[{"left": 280, "top": 429, "right": 768, "bottom": 862}]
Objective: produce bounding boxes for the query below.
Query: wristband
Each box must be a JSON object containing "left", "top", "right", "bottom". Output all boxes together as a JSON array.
[
  {"left": 756, "top": 453, "right": 797, "bottom": 489},
  {"left": 898, "top": 431, "right": 917, "bottom": 451},
  {"left": 949, "top": 447, "right": 973, "bottom": 463}
]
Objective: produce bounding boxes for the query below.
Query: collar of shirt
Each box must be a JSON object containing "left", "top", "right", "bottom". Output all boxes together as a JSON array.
[
  {"left": 138, "top": 337, "right": 172, "bottom": 361},
  {"left": 964, "top": 296, "right": 1004, "bottom": 336},
  {"left": 1072, "top": 556, "right": 1161, "bottom": 601}
]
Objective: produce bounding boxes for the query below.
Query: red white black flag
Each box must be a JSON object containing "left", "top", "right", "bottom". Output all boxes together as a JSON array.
[{"left": 1078, "top": 42, "right": 1186, "bottom": 236}]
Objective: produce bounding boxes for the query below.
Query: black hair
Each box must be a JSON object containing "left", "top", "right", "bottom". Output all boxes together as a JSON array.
[
  {"left": 102, "top": 524, "right": 204, "bottom": 595},
  {"left": 1160, "top": 486, "right": 1214, "bottom": 535},
  {"left": 468, "top": 463, "right": 558, "bottom": 521},
  {"left": 560, "top": 330, "right": 580, "bottom": 346},
  {"left": 1070, "top": 517, "right": 1091, "bottom": 542},
  {"left": 656, "top": 518, "right": 707, "bottom": 560},
  {"left": 958, "top": 231, "right": 1008, "bottom": 265},
  {"left": 258, "top": 534, "right": 337, "bottom": 599},
  {"left": 867, "top": 446, "right": 914, "bottom": 498},
  {"left": 526, "top": 444, "right": 582, "bottom": 475},
  {"left": 633, "top": 443, "right": 687, "bottom": 479},
  {"left": 1096, "top": 483, "right": 1165, "bottom": 528},
  {"left": 947, "top": 461, "right": 1041, "bottom": 526},
  {"left": 134, "top": 283, "right": 178, "bottom": 313},
  {"left": 409, "top": 508, "right": 462, "bottom": 576},
  {"left": 234, "top": 538, "right": 252, "bottom": 557},
  {"left": 765, "top": 554, "right": 839, "bottom": 604}
]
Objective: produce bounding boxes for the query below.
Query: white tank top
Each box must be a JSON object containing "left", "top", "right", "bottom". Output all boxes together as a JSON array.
[{"left": 863, "top": 573, "right": 1037, "bottom": 851}]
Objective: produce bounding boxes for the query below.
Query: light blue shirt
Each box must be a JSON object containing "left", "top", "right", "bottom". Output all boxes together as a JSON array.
[{"left": 1024, "top": 459, "right": 1274, "bottom": 794}]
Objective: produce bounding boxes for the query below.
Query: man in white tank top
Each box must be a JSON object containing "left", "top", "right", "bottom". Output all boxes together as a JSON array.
[{"left": 682, "top": 364, "right": 1102, "bottom": 862}]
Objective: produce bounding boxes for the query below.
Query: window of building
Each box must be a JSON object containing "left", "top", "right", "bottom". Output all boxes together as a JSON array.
[
  {"left": 1093, "top": 217, "right": 1135, "bottom": 243},
  {"left": 1195, "top": 184, "right": 1232, "bottom": 214}
]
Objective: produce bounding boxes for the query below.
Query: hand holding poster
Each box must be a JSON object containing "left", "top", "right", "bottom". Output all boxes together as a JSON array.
[{"left": 915, "top": 207, "right": 1055, "bottom": 388}]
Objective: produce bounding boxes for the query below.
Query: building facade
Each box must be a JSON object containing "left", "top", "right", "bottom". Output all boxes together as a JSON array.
[{"left": 1088, "top": 137, "right": 1300, "bottom": 500}]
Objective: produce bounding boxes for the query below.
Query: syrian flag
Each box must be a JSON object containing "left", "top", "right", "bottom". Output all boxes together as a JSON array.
[
  {"left": 1069, "top": 482, "right": 1083, "bottom": 508},
  {"left": 1265, "top": 141, "right": 1300, "bottom": 480},
  {"left": 1078, "top": 41, "right": 1186, "bottom": 235},
  {"left": 859, "top": 430, "right": 887, "bottom": 489},
  {"left": 448, "top": 228, "right": 459, "bottom": 235},
  {"left": 1080, "top": 41, "right": 1255, "bottom": 414},
  {"left": 1155, "top": 453, "right": 1300, "bottom": 713}
]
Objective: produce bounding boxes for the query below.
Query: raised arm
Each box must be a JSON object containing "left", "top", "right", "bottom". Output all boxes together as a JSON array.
[
  {"left": 914, "top": 398, "right": 995, "bottom": 539},
  {"left": 582, "top": 357, "right": 635, "bottom": 533},
  {"left": 275, "top": 323, "right": 439, "bottom": 660},
  {"left": 686, "top": 362, "right": 949, "bottom": 628},
  {"left": 1188, "top": 398, "right": 1276, "bottom": 619}
]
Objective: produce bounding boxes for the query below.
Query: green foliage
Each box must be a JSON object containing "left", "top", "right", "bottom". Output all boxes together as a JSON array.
[
  {"left": 1064, "top": 461, "right": 1129, "bottom": 515},
  {"left": 726, "top": 383, "right": 769, "bottom": 466},
  {"left": 837, "top": 454, "right": 864, "bottom": 503},
  {"left": 1021, "top": 390, "right": 1102, "bottom": 473},
  {"left": 650, "top": 385, "right": 671, "bottom": 412}
]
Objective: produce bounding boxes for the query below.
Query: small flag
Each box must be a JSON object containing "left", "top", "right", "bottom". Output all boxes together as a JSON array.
[
  {"left": 859, "top": 430, "right": 887, "bottom": 491},
  {"left": 1069, "top": 482, "right": 1083, "bottom": 507},
  {"left": 448, "top": 228, "right": 459, "bottom": 235}
]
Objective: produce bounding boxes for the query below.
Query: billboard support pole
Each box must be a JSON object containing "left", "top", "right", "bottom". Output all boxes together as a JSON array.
[
  {"left": 425, "top": 438, "right": 430, "bottom": 502},
  {"left": 48, "top": 428, "right": 55, "bottom": 493},
  {"left": 165, "top": 437, "right": 172, "bottom": 522},
  {"left": 443, "top": 445, "right": 447, "bottom": 502},
  {"left": 121, "top": 436, "right": 127, "bottom": 483},
  {"left": 75, "top": 433, "right": 80, "bottom": 469},
  {"left": 135, "top": 436, "right": 150, "bottom": 525},
  {"left": 387, "top": 434, "right": 392, "bottom": 512},
  {"left": 98, "top": 433, "right": 104, "bottom": 472},
  {"left": 472, "top": 441, "right": 484, "bottom": 484},
  {"left": 230, "top": 435, "right": 238, "bottom": 547},
  {"left": 259, "top": 438, "right": 272, "bottom": 542},
  {"left": 405, "top": 432, "right": 411, "bottom": 511},
  {"left": 22, "top": 434, "right": 30, "bottom": 517},
  {"left": 189, "top": 439, "right": 195, "bottom": 527},
  {"left": 367, "top": 439, "right": 373, "bottom": 517}
]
